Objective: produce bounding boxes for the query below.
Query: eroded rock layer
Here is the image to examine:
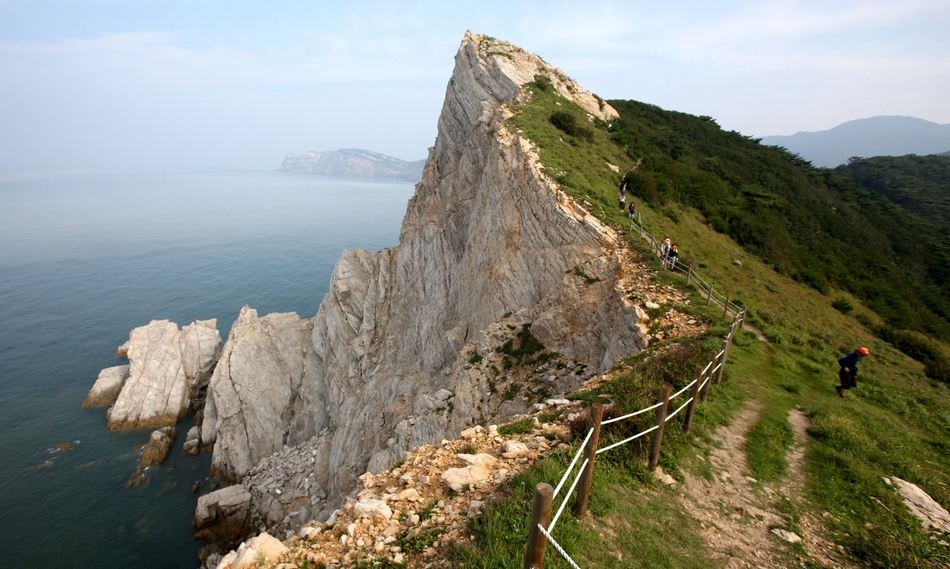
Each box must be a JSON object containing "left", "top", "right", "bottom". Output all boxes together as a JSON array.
[{"left": 200, "top": 32, "right": 647, "bottom": 529}]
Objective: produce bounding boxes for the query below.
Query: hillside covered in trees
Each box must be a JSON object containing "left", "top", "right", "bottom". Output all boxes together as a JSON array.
[{"left": 606, "top": 101, "right": 950, "bottom": 347}]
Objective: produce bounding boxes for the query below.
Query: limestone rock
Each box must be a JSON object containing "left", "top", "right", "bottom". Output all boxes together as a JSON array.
[
  {"left": 139, "top": 426, "right": 176, "bottom": 468},
  {"left": 82, "top": 365, "right": 130, "bottom": 408},
  {"left": 442, "top": 465, "right": 492, "bottom": 492},
  {"left": 231, "top": 532, "right": 289, "bottom": 569},
  {"left": 770, "top": 528, "right": 802, "bottom": 543},
  {"left": 890, "top": 476, "right": 950, "bottom": 533},
  {"left": 107, "top": 319, "right": 221, "bottom": 430},
  {"left": 354, "top": 498, "right": 393, "bottom": 520},
  {"left": 195, "top": 484, "right": 253, "bottom": 540},
  {"left": 198, "top": 31, "right": 646, "bottom": 529},
  {"left": 394, "top": 488, "right": 421, "bottom": 502},
  {"left": 501, "top": 441, "right": 529, "bottom": 459},
  {"left": 183, "top": 426, "right": 201, "bottom": 455},
  {"left": 458, "top": 453, "right": 498, "bottom": 467}
]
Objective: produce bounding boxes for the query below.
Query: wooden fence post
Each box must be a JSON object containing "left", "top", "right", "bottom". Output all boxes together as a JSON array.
[
  {"left": 683, "top": 366, "right": 703, "bottom": 435},
  {"left": 574, "top": 403, "right": 603, "bottom": 517},
  {"left": 716, "top": 337, "right": 731, "bottom": 385},
  {"left": 648, "top": 385, "right": 672, "bottom": 471},
  {"left": 699, "top": 363, "right": 712, "bottom": 402},
  {"left": 706, "top": 285, "right": 713, "bottom": 306},
  {"left": 686, "top": 264, "right": 693, "bottom": 286},
  {"left": 524, "top": 483, "right": 554, "bottom": 569},
  {"left": 723, "top": 297, "right": 730, "bottom": 320}
]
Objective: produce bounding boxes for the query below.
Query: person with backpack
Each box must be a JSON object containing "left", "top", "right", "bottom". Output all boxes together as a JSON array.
[
  {"left": 836, "top": 347, "right": 870, "bottom": 398},
  {"left": 667, "top": 244, "right": 679, "bottom": 270},
  {"left": 627, "top": 202, "right": 636, "bottom": 224}
]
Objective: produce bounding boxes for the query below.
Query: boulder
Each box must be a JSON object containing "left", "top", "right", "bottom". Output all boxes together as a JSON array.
[
  {"left": 889, "top": 476, "right": 950, "bottom": 533},
  {"left": 501, "top": 440, "right": 529, "bottom": 459},
  {"left": 195, "top": 484, "right": 253, "bottom": 541},
  {"left": 442, "top": 465, "right": 492, "bottom": 492},
  {"left": 83, "top": 365, "right": 130, "bottom": 408},
  {"left": 458, "top": 453, "right": 497, "bottom": 467},
  {"left": 107, "top": 319, "right": 221, "bottom": 430},
  {"left": 770, "top": 528, "right": 802, "bottom": 543},
  {"left": 354, "top": 498, "right": 393, "bottom": 520},
  {"left": 231, "top": 532, "right": 289, "bottom": 569},
  {"left": 394, "top": 488, "right": 421, "bottom": 502},
  {"left": 139, "top": 426, "right": 176, "bottom": 468},
  {"left": 183, "top": 426, "right": 201, "bottom": 455}
]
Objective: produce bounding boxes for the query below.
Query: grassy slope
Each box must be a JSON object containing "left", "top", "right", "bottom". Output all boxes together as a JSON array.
[{"left": 451, "top": 78, "right": 950, "bottom": 568}]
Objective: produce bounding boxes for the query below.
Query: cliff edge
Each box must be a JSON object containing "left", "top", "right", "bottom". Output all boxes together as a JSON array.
[{"left": 197, "top": 32, "right": 648, "bottom": 536}]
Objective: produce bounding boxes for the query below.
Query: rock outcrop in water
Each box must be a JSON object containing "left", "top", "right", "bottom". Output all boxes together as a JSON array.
[
  {"left": 82, "top": 365, "right": 130, "bottom": 408},
  {"left": 199, "top": 32, "right": 648, "bottom": 533},
  {"left": 95, "top": 319, "right": 221, "bottom": 431}
]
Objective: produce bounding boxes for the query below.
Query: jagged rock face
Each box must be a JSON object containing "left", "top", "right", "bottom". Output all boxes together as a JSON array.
[
  {"left": 106, "top": 319, "right": 221, "bottom": 430},
  {"left": 201, "top": 32, "right": 646, "bottom": 526}
]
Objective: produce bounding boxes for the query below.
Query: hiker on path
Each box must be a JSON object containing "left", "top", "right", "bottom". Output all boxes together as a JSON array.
[
  {"left": 627, "top": 202, "right": 636, "bottom": 224},
  {"left": 667, "top": 244, "right": 679, "bottom": 270},
  {"left": 659, "top": 236, "right": 671, "bottom": 260},
  {"left": 618, "top": 191, "right": 626, "bottom": 210},
  {"left": 836, "top": 347, "right": 870, "bottom": 398}
]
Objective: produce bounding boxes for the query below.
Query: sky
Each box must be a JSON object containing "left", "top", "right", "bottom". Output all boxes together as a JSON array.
[{"left": 1, "top": 0, "right": 948, "bottom": 172}]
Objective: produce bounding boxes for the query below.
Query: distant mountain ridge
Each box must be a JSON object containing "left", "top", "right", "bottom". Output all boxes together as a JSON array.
[
  {"left": 280, "top": 148, "right": 425, "bottom": 181},
  {"left": 761, "top": 116, "right": 950, "bottom": 168}
]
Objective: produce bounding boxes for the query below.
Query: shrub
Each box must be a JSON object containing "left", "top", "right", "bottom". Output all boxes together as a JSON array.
[
  {"left": 832, "top": 297, "right": 854, "bottom": 314},
  {"left": 529, "top": 74, "right": 553, "bottom": 92},
  {"left": 549, "top": 111, "right": 594, "bottom": 142}
]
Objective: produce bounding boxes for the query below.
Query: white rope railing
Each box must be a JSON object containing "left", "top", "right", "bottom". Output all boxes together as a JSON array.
[
  {"left": 670, "top": 378, "right": 698, "bottom": 401},
  {"left": 549, "top": 458, "right": 588, "bottom": 532},
  {"left": 537, "top": 523, "right": 583, "bottom": 569},
  {"left": 528, "top": 309, "right": 745, "bottom": 567},
  {"left": 552, "top": 429, "right": 593, "bottom": 498},
  {"left": 601, "top": 401, "right": 663, "bottom": 425},
  {"left": 595, "top": 424, "right": 659, "bottom": 455},
  {"left": 699, "top": 374, "right": 710, "bottom": 391},
  {"left": 666, "top": 397, "right": 693, "bottom": 422}
]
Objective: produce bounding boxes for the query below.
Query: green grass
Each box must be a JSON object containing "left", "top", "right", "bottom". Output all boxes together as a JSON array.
[
  {"left": 498, "top": 418, "right": 534, "bottom": 436},
  {"left": 482, "top": 78, "right": 950, "bottom": 568}
]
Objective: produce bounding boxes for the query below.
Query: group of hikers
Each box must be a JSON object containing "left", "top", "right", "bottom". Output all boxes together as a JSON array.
[{"left": 618, "top": 174, "right": 867, "bottom": 401}]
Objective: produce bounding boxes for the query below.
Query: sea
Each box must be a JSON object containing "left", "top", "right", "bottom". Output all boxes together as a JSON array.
[{"left": 0, "top": 170, "right": 415, "bottom": 568}]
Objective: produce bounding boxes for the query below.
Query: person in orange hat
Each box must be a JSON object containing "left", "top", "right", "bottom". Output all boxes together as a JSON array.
[{"left": 836, "top": 346, "right": 870, "bottom": 398}]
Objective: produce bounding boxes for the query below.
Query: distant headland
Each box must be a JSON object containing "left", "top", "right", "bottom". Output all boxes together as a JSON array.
[{"left": 280, "top": 148, "right": 425, "bottom": 182}]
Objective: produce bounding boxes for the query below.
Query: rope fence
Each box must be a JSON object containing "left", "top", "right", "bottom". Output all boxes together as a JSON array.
[{"left": 523, "top": 305, "right": 747, "bottom": 568}]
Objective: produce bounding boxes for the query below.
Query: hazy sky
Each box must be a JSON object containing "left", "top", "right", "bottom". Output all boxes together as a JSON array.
[{"left": 1, "top": 0, "right": 948, "bottom": 172}]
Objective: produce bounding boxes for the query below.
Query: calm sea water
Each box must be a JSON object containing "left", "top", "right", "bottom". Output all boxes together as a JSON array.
[{"left": 0, "top": 170, "right": 414, "bottom": 568}]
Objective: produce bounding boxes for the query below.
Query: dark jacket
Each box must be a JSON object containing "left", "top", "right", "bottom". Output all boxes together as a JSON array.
[{"left": 838, "top": 352, "right": 860, "bottom": 376}]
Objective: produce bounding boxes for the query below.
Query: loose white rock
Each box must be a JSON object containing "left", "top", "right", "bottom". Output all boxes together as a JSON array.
[
  {"left": 771, "top": 528, "right": 802, "bottom": 543},
  {"left": 355, "top": 498, "right": 393, "bottom": 520}
]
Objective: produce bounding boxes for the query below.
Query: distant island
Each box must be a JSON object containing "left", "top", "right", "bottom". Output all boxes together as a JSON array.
[
  {"left": 761, "top": 115, "right": 950, "bottom": 168},
  {"left": 280, "top": 148, "right": 425, "bottom": 182}
]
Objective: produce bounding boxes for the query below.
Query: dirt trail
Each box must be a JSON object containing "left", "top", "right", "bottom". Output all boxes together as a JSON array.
[
  {"left": 678, "top": 400, "right": 789, "bottom": 568},
  {"left": 677, "top": 403, "right": 855, "bottom": 568}
]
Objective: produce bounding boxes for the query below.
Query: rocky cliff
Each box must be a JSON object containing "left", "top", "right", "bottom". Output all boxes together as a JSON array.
[{"left": 199, "top": 32, "right": 648, "bottom": 533}]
